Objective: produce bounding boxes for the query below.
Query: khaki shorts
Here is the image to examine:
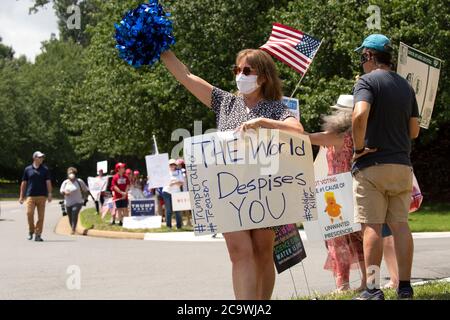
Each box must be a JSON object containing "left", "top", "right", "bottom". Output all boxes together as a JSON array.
[{"left": 353, "top": 164, "right": 412, "bottom": 224}]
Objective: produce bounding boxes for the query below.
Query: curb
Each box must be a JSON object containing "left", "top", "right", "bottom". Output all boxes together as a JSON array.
[
  {"left": 55, "top": 215, "right": 145, "bottom": 240},
  {"left": 55, "top": 215, "right": 450, "bottom": 241},
  {"left": 412, "top": 277, "right": 450, "bottom": 287}
]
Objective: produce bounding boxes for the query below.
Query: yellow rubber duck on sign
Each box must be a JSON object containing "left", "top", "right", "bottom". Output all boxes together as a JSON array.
[{"left": 324, "top": 192, "right": 343, "bottom": 224}]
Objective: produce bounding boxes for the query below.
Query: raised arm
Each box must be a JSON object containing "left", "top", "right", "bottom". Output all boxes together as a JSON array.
[{"left": 160, "top": 50, "right": 213, "bottom": 108}]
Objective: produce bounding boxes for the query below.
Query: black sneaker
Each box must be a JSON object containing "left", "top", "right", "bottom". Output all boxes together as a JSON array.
[
  {"left": 109, "top": 221, "right": 115, "bottom": 226},
  {"left": 353, "top": 289, "right": 385, "bottom": 300},
  {"left": 118, "top": 221, "right": 123, "bottom": 227},
  {"left": 397, "top": 286, "right": 414, "bottom": 300},
  {"left": 35, "top": 234, "right": 44, "bottom": 242},
  {"left": 27, "top": 233, "right": 34, "bottom": 240}
]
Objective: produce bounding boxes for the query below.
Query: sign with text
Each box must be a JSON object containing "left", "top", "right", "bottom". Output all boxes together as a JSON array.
[
  {"left": 96, "top": 161, "right": 108, "bottom": 175},
  {"left": 304, "top": 172, "right": 360, "bottom": 241},
  {"left": 87, "top": 176, "right": 108, "bottom": 201},
  {"left": 130, "top": 199, "right": 155, "bottom": 216},
  {"left": 282, "top": 96, "right": 300, "bottom": 120},
  {"left": 172, "top": 192, "right": 192, "bottom": 211},
  {"left": 273, "top": 224, "right": 307, "bottom": 274},
  {"left": 183, "top": 129, "right": 318, "bottom": 235},
  {"left": 145, "top": 153, "right": 171, "bottom": 188},
  {"left": 123, "top": 216, "right": 162, "bottom": 229},
  {"left": 397, "top": 42, "right": 442, "bottom": 129}
]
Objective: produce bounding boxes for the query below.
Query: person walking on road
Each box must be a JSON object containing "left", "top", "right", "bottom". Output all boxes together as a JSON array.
[
  {"left": 19, "top": 151, "right": 53, "bottom": 242},
  {"left": 60, "top": 167, "right": 89, "bottom": 235}
]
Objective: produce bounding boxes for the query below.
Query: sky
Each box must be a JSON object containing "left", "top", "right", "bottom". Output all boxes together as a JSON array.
[{"left": 0, "top": 0, "right": 59, "bottom": 62}]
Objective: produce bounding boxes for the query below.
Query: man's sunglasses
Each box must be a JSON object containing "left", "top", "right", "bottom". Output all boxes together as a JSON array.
[
  {"left": 360, "top": 53, "right": 370, "bottom": 65},
  {"left": 232, "top": 65, "right": 254, "bottom": 76}
]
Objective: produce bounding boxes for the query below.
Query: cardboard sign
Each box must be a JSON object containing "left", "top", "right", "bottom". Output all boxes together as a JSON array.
[
  {"left": 96, "top": 161, "right": 108, "bottom": 175},
  {"left": 282, "top": 96, "right": 300, "bottom": 120},
  {"left": 172, "top": 192, "right": 192, "bottom": 211},
  {"left": 88, "top": 176, "right": 108, "bottom": 201},
  {"left": 123, "top": 216, "right": 162, "bottom": 229},
  {"left": 273, "top": 224, "right": 307, "bottom": 274},
  {"left": 145, "top": 153, "right": 171, "bottom": 188},
  {"left": 130, "top": 199, "right": 155, "bottom": 216},
  {"left": 304, "top": 172, "right": 361, "bottom": 241},
  {"left": 397, "top": 42, "right": 442, "bottom": 129},
  {"left": 183, "top": 129, "right": 318, "bottom": 236}
]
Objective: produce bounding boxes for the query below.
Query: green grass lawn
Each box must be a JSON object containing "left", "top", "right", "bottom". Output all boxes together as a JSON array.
[
  {"left": 408, "top": 202, "right": 450, "bottom": 232},
  {"left": 80, "top": 208, "right": 193, "bottom": 233},
  {"left": 297, "top": 280, "right": 450, "bottom": 300}
]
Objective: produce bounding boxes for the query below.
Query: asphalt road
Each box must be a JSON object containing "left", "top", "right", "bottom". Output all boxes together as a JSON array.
[{"left": 1, "top": 200, "right": 449, "bottom": 300}]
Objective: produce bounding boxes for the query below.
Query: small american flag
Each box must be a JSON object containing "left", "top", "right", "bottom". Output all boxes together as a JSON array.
[{"left": 260, "top": 23, "right": 321, "bottom": 75}]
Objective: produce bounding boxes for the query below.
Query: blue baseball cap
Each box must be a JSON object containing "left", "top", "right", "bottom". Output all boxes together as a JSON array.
[{"left": 354, "top": 34, "right": 392, "bottom": 53}]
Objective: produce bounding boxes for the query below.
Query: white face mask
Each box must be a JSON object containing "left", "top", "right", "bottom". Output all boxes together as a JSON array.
[
  {"left": 68, "top": 173, "right": 76, "bottom": 180},
  {"left": 236, "top": 74, "right": 259, "bottom": 95}
]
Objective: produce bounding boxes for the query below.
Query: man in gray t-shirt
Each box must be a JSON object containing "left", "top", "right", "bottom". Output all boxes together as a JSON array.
[{"left": 351, "top": 34, "right": 420, "bottom": 300}]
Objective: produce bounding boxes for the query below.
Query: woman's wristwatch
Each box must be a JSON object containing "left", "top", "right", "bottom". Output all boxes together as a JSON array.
[{"left": 354, "top": 146, "right": 366, "bottom": 154}]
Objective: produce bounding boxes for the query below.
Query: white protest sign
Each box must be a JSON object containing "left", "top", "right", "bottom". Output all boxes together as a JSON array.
[
  {"left": 172, "top": 192, "right": 192, "bottom": 211},
  {"left": 87, "top": 176, "right": 108, "bottom": 201},
  {"left": 123, "top": 216, "right": 162, "bottom": 229},
  {"left": 184, "top": 129, "right": 318, "bottom": 236},
  {"left": 282, "top": 96, "right": 300, "bottom": 120},
  {"left": 145, "top": 153, "right": 171, "bottom": 188},
  {"left": 96, "top": 161, "right": 108, "bottom": 175},
  {"left": 304, "top": 172, "right": 360, "bottom": 241},
  {"left": 397, "top": 42, "right": 442, "bottom": 129}
]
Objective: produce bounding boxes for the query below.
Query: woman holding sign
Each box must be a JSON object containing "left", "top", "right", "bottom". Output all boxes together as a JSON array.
[{"left": 161, "top": 49, "right": 303, "bottom": 299}]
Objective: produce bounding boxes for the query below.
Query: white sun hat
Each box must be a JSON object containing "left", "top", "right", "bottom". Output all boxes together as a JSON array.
[{"left": 331, "top": 95, "right": 354, "bottom": 111}]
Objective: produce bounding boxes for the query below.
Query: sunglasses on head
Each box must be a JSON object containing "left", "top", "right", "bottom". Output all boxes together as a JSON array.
[{"left": 232, "top": 65, "right": 254, "bottom": 76}]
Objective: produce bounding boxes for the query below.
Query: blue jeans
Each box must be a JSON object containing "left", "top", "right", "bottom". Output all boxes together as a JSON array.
[
  {"left": 162, "top": 192, "right": 182, "bottom": 229},
  {"left": 67, "top": 203, "right": 83, "bottom": 231}
]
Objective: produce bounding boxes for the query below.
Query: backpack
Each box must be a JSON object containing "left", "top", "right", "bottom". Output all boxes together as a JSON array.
[{"left": 75, "top": 179, "right": 90, "bottom": 206}]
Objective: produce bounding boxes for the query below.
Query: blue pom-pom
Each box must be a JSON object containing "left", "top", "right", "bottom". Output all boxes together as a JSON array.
[{"left": 115, "top": 0, "right": 176, "bottom": 68}]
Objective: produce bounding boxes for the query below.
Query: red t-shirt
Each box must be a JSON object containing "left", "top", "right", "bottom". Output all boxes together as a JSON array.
[{"left": 111, "top": 174, "right": 130, "bottom": 200}]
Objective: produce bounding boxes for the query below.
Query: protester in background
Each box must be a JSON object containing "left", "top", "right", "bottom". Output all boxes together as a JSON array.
[
  {"left": 161, "top": 159, "right": 185, "bottom": 229},
  {"left": 176, "top": 158, "right": 187, "bottom": 191},
  {"left": 60, "top": 167, "right": 89, "bottom": 235},
  {"left": 352, "top": 34, "right": 420, "bottom": 300},
  {"left": 175, "top": 158, "right": 191, "bottom": 226},
  {"left": 19, "top": 151, "right": 52, "bottom": 242},
  {"left": 129, "top": 170, "right": 145, "bottom": 200},
  {"left": 101, "top": 169, "right": 116, "bottom": 223},
  {"left": 94, "top": 169, "right": 106, "bottom": 215},
  {"left": 111, "top": 163, "right": 130, "bottom": 226},
  {"left": 125, "top": 168, "right": 132, "bottom": 179},
  {"left": 308, "top": 95, "right": 366, "bottom": 292},
  {"left": 161, "top": 48, "right": 302, "bottom": 299}
]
